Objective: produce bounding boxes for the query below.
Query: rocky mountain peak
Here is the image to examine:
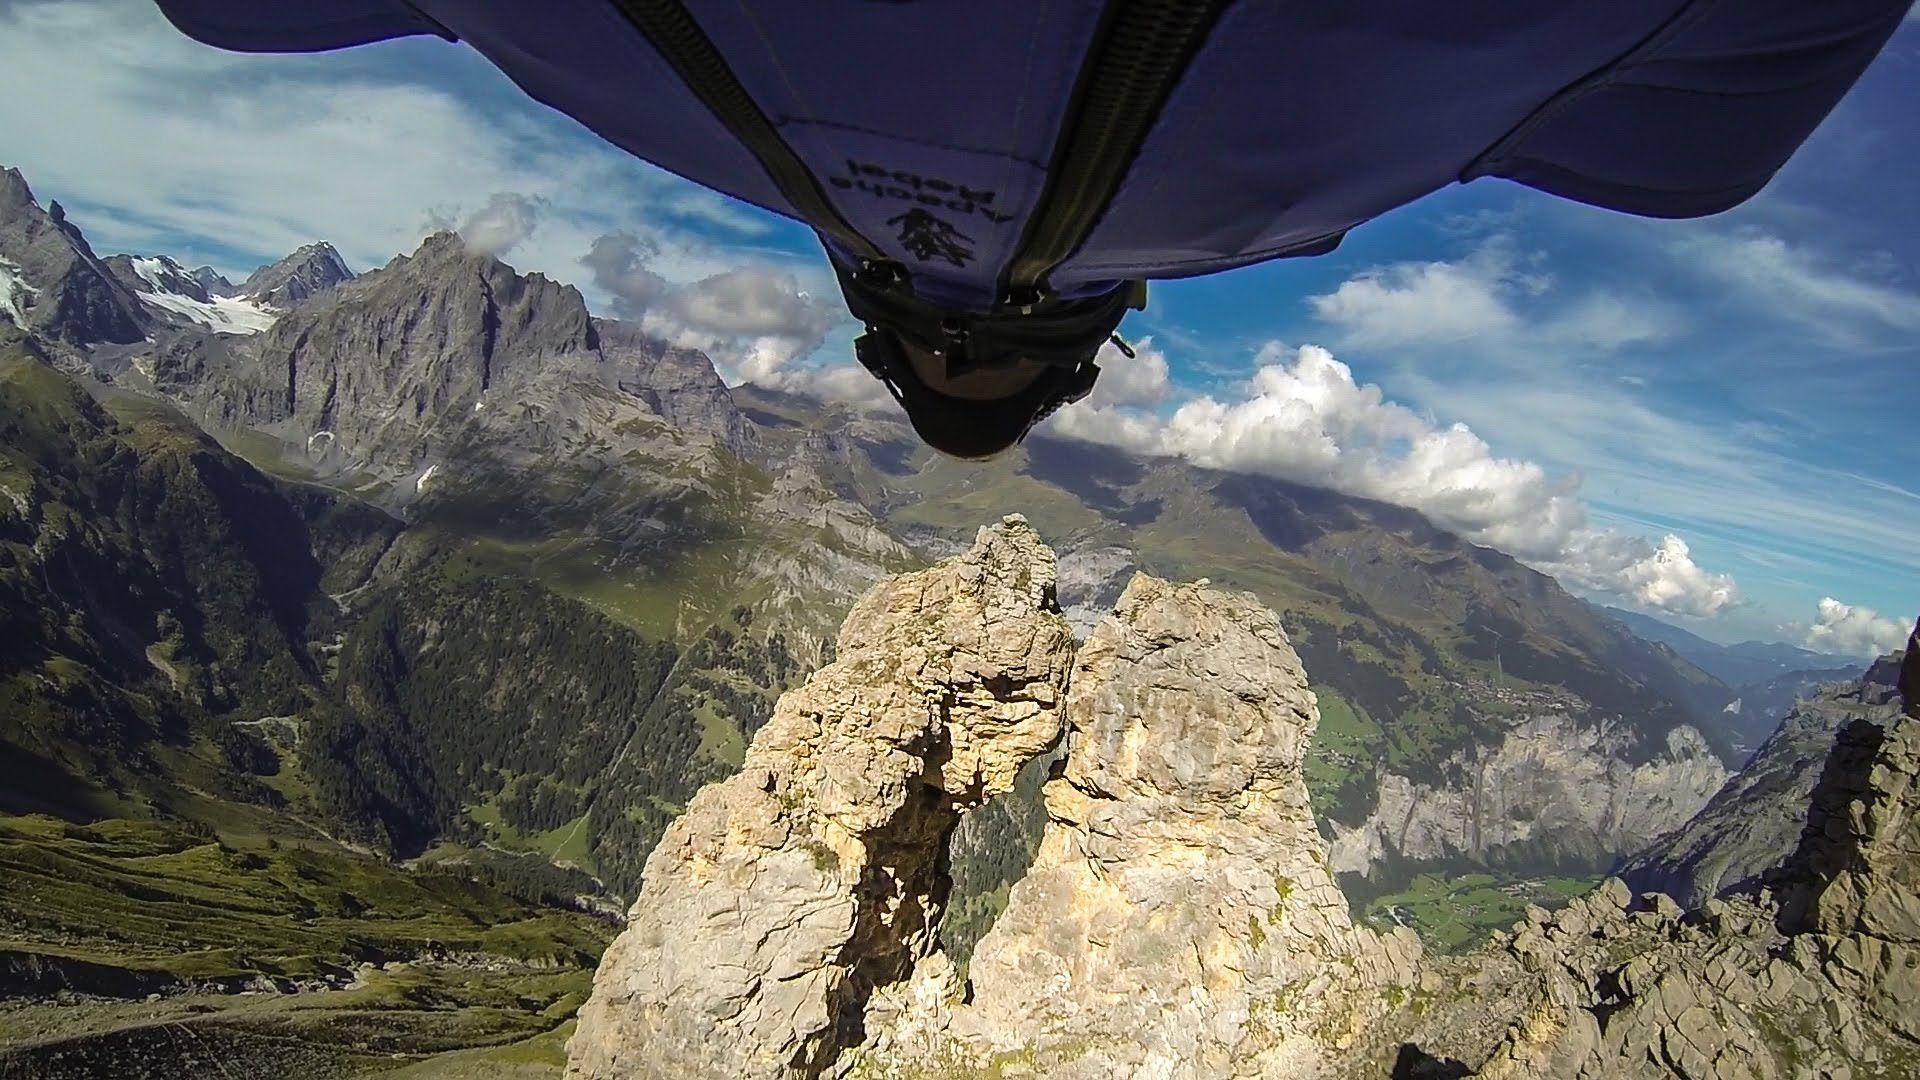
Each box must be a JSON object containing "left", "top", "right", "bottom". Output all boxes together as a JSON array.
[
  {"left": 188, "top": 265, "right": 235, "bottom": 296},
  {"left": 0, "top": 167, "right": 33, "bottom": 212},
  {"left": 567, "top": 516, "right": 1076, "bottom": 1077},
  {"left": 0, "top": 164, "right": 146, "bottom": 345},
  {"left": 238, "top": 239, "right": 352, "bottom": 307},
  {"left": 567, "top": 528, "right": 1420, "bottom": 1078}
]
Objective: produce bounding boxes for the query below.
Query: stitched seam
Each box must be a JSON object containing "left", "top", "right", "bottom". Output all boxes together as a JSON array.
[
  {"left": 1492, "top": 159, "right": 1767, "bottom": 200},
  {"left": 1069, "top": 224, "right": 1350, "bottom": 275},
  {"left": 988, "top": 0, "right": 1056, "bottom": 289},
  {"left": 1592, "top": 74, "right": 1861, "bottom": 99},
  {"left": 1464, "top": 0, "right": 1727, "bottom": 178},
  {"left": 777, "top": 116, "right": 1047, "bottom": 170}
]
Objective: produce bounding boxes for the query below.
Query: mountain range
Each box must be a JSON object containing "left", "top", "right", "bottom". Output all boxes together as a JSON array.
[
  {"left": 0, "top": 161, "right": 1765, "bottom": 886},
  {"left": 0, "top": 161, "right": 1893, "bottom": 1074},
  {"left": 1600, "top": 603, "right": 1867, "bottom": 755}
]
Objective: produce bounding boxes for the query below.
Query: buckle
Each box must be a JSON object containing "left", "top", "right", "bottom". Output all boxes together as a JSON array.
[{"left": 853, "top": 329, "right": 896, "bottom": 380}]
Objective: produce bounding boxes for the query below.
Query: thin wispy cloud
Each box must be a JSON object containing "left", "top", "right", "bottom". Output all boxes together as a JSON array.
[
  {"left": 1675, "top": 229, "right": 1920, "bottom": 346},
  {"left": 0, "top": 1, "right": 811, "bottom": 304},
  {"left": 1306, "top": 235, "right": 1681, "bottom": 354}
]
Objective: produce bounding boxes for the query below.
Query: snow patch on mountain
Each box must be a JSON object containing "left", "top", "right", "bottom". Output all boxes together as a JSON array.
[
  {"left": 0, "top": 256, "right": 34, "bottom": 325},
  {"left": 129, "top": 255, "right": 279, "bottom": 334}
]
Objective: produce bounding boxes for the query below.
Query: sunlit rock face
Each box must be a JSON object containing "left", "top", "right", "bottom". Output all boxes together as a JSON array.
[
  {"left": 565, "top": 516, "right": 1075, "bottom": 1079},
  {"left": 1326, "top": 714, "right": 1727, "bottom": 878},
  {"left": 565, "top": 526, "right": 1918, "bottom": 1080},
  {"left": 945, "top": 573, "right": 1422, "bottom": 1079}
]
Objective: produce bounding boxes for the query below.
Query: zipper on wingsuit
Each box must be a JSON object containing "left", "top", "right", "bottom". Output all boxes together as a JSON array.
[{"left": 611, "top": 0, "right": 1234, "bottom": 307}]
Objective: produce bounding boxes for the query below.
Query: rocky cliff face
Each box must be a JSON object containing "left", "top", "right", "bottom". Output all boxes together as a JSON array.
[
  {"left": 1770, "top": 623, "right": 1920, "bottom": 1043},
  {"left": 1622, "top": 654, "right": 1907, "bottom": 907},
  {"left": 569, "top": 524, "right": 1418, "bottom": 1079},
  {"left": 144, "top": 231, "right": 758, "bottom": 487},
  {"left": 566, "top": 518, "right": 1076, "bottom": 1078},
  {"left": 0, "top": 167, "right": 147, "bottom": 346},
  {"left": 1328, "top": 714, "right": 1725, "bottom": 877},
  {"left": 1393, "top": 625, "right": 1920, "bottom": 1080}
]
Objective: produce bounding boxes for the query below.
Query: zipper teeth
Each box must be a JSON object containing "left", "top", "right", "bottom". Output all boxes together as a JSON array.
[
  {"left": 1006, "top": 0, "right": 1230, "bottom": 295},
  {"left": 608, "top": 0, "right": 879, "bottom": 260}
]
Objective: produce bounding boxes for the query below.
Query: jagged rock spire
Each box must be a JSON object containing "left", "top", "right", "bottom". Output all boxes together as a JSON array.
[
  {"left": 947, "top": 574, "right": 1421, "bottom": 1077},
  {"left": 565, "top": 516, "right": 1075, "bottom": 1078}
]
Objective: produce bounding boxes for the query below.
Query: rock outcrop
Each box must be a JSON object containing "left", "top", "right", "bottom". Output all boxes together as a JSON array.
[
  {"left": 571, "top": 532, "right": 1422, "bottom": 1079},
  {"left": 566, "top": 517, "right": 1076, "bottom": 1079},
  {"left": 1397, "top": 622, "right": 1920, "bottom": 1080},
  {"left": 939, "top": 574, "right": 1421, "bottom": 1078},
  {"left": 1622, "top": 655, "right": 1907, "bottom": 907}
]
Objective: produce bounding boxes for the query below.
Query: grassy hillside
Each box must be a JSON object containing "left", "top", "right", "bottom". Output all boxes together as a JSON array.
[
  {"left": 0, "top": 346, "right": 622, "bottom": 1074},
  {"left": 0, "top": 814, "right": 610, "bottom": 1076}
]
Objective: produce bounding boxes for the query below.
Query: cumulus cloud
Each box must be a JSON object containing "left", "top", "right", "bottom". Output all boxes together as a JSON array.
[
  {"left": 1089, "top": 336, "right": 1171, "bottom": 408},
  {"left": 583, "top": 230, "right": 841, "bottom": 384},
  {"left": 1050, "top": 342, "right": 1739, "bottom": 617},
  {"left": 459, "top": 193, "right": 545, "bottom": 256},
  {"left": 1804, "top": 597, "right": 1913, "bottom": 658},
  {"left": 1541, "top": 533, "right": 1738, "bottom": 620}
]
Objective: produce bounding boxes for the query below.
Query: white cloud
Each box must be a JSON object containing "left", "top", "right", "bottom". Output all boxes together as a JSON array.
[
  {"left": 1307, "top": 236, "right": 1679, "bottom": 352},
  {"left": 1089, "top": 336, "right": 1171, "bottom": 408},
  {"left": 1050, "top": 342, "right": 1739, "bottom": 617},
  {"left": 1678, "top": 230, "right": 1920, "bottom": 342},
  {"left": 583, "top": 230, "right": 842, "bottom": 384},
  {"left": 1804, "top": 597, "right": 1912, "bottom": 658},
  {"left": 459, "top": 193, "right": 544, "bottom": 256},
  {"left": 1307, "top": 245, "right": 1525, "bottom": 347},
  {"left": 1541, "top": 533, "right": 1738, "bottom": 620},
  {"left": 0, "top": 1, "right": 769, "bottom": 297}
]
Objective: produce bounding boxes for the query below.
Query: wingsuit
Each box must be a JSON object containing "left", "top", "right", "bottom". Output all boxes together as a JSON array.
[{"left": 153, "top": 0, "right": 1910, "bottom": 456}]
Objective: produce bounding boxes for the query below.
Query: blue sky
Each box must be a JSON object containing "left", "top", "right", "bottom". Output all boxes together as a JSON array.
[{"left": 1, "top": 1, "right": 1914, "bottom": 654}]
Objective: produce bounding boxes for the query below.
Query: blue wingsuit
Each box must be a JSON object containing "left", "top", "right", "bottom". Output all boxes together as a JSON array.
[{"left": 151, "top": 0, "right": 1906, "bottom": 314}]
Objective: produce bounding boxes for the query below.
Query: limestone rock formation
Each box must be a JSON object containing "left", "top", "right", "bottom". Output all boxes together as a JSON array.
[
  {"left": 943, "top": 574, "right": 1422, "bottom": 1079},
  {"left": 1622, "top": 656, "right": 1907, "bottom": 907},
  {"left": 565, "top": 517, "right": 1076, "bottom": 1079},
  {"left": 568, "top": 536, "right": 1422, "bottom": 1080},
  {"left": 1328, "top": 715, "right": 1726, "bottom": 877}
]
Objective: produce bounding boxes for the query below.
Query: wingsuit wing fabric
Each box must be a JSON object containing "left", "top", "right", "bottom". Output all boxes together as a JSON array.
[{"left": 151, "top": 0, "right": 1909, "bottom": 311}]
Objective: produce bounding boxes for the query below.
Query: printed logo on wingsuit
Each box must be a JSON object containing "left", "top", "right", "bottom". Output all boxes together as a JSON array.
[
  {"left": 830, "top": 159, "right": 1015, "bottom": 266},
  {"left": 889, "top": 209, "right": 973, "bottom": 267}
]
